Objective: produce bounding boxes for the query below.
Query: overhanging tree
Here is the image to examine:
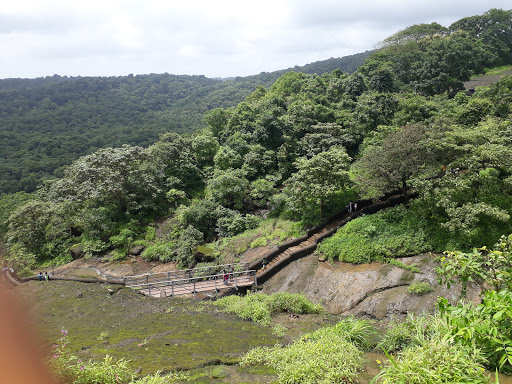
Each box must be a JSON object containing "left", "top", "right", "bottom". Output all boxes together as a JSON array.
[{"left": 285, "top": 146, "right": 351, "bottom": 217}]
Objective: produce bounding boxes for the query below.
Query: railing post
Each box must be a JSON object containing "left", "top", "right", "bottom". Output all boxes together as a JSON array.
[
  {"left": 149, "top": 283, "right": 151, "bottom": 296},
  {"left": 171, "top": 281, "right": 174, "bottom": 297},
  {"left": 146, "top": 274, "right": 149, "bottom": 285},
  {"left": 193, "top": 279, "right": 196, "bottom": 295}
]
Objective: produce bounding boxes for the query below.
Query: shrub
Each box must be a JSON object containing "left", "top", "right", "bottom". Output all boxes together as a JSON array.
[
  {"left": 375, "top": 338, "right": 488, "bottom": 384},
  {"left": 215, "top": 209, "right": 259, "bottom": 237},
  {"left": 268, "top": 292, "right": 323, "bottom": 315},
  {"left": 439, "top": 291, "right": 512, "bottom": 372},
  {"left": 215, "top": 292, "right": 322, "bottom": 326},
  {"left": 82, "top": 239, "right": 109, "bottom": 258},
  {"left": 407, "top": 281, "right": 433, "bottom": 295},
  {"left": 141, "top": 242, "right": 175, "bottom": 263},
  {"left": 316, "top": 205, "right": 431, "bottom": 263},
  {"left": 305, "top": 317, "right": 376, "bottom": 351},
  {"left": 250, "top": 237, "right": 267, "bottom": 248},
  {"left": 240, "top": 333, "right": 364, "bottom": 383}
]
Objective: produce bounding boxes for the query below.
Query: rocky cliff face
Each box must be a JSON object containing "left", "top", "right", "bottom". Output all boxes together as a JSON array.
[{"left": 262, "top": 253, "right": 481, "bottom": 319}]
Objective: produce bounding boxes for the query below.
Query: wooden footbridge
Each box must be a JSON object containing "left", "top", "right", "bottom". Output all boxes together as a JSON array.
[{"left": 123, "top": 263, "right": 257, "bottom": 298}]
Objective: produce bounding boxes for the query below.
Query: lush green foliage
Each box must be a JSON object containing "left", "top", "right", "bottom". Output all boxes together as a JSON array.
[
  {"left": 437, "top": 234, "right": 512, "bottom": 297},
  {"left": 4, "top": 9, "right": 512, "bottom": 272},
  {"left": 406, "top": 281, "right": 433, "bottom": 295},
  {"left": 376, "top": 314, "right": 489, "bottom": 383},
  {"left": 206, "top": 218, "right": 305, "bottom": 257},
  {"left": 316, "top": 206, "right": 431, "bottom": 263},
  {"left": 438, "top": 292, "right": 512, "bottom": 372},
  {"left": 240, "top": 318, "right": 374, "bottom": 383},
  {"left": 0, "top": 53, "right": 370, "bottom": 194},
  {"left": 214, "top": 292, "right": 322, "bottom": 326}
]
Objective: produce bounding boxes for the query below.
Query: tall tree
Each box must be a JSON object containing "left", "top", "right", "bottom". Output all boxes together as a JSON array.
[
  {"left": 285, "top": 146, "right": 351, "bottom": 215},
  {"left": 353, "top": 124, "right": 431, "bottom": 198}
]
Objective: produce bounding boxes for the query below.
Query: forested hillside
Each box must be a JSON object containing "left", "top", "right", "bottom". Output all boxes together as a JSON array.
[
  {"left": 0, "top": 52, "right": 371, "bottom": 194},
  {"left": 1, "top": 8, "right": 512, "bottom": 275},
  {"left": 3, "top": 8, "right": 512, "bottom": 382}
]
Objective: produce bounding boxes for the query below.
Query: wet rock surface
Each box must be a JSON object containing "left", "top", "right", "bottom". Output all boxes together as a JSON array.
[{"left": 262, "top": 252, "right": 481, "bottom": 319}]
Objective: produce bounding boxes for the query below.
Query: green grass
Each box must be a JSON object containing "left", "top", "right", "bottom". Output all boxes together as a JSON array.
[
  {"left": 206, "top": 218, "right": 305, "bottom": 257},
  {"left": 214, "top": 292, "right": 323, "bottom": 326},
  {"left": 407, "top": 281, "right": 433, "bottom": 295},
  {"left": 316, "top": 205, "right": 431, "bottom": 264},
  {"left": 481, "top": 65, "right": 512, "bottom": 76},
  {"left": 240, "top": 318, "right": 374, "bottom": 383}
]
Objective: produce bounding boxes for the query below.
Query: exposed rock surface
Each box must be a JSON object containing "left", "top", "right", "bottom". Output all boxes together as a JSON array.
[{"left": 262, "top": 252, "right": 481, "bottom": 319}]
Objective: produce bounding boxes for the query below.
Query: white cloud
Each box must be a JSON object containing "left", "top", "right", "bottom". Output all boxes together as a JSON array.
[{"left": 0, "top": 0, "right": 510, "bottom": 79}]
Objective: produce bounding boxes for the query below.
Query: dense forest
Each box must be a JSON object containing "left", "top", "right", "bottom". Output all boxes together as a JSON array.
[
  {"left": 2, "top": 7, "right": 512, "bottom": 381},
  {"left": 1, "top": 7, "right": 511, "bottom": 271},
  {"left": 0, "top": 52, "right": 371, "bottom": 194}
]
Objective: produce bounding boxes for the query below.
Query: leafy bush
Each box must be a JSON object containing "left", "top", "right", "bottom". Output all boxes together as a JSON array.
[
  {"left": 304, "top": 317, "right": 376, "bottom": 351},
  {"left": 215, "top": 292, "right": 322, "bottom": 326},
  {"left": 407, "top": 281, "right": 433, "bottom": 295},
  {"left": 176, "top": 225, "right": 203, "bottom": 267},
  {"left": 82, "top": 239, "right": 109, "bottom": 258},
  {"left": 375, "top": 338, "right": 488, "bottom": 384},
  {"left": 439, "top": 291, "right": 512, "bottom": 372},
  {"left": 215, "top": 209, "right": 259, "bottom": 237},
  {"left": 268, "top": 292, "right": 323, "bottom": 315},
  {"left": 240, "top": 320, "right": 368, "bottom": 384},
  {"left": 141, "top": 242, "right": 175, "bottom": 263},
  {"left": 316, "top": 205, "right": 431, "bottom": 263},
  {"left": 207, "top": 218, "right": 305, "bottom": 257},
  {"left": 250, "top": 237, "right": 267, "bottom": 248}
]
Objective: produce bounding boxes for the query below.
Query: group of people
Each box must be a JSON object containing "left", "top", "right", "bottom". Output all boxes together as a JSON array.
[
  {"left": 222, "top": 267, "right": 235, "bottom": 285},
  {"left": 38, "top": 272, "right": 50, "bottom": 281},
  {"left": 347, "top": 201, "right": 358, "bottom": 213}
]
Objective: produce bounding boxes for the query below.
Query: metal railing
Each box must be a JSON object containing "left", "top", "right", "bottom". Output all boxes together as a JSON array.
[{"left": 124, "top": 263, "right": 256, "bottom": 297}]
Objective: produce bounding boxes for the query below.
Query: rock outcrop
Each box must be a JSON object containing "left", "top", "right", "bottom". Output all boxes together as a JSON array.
[{"left": 262, "top": 252, "right": 481, "bottom": 319}]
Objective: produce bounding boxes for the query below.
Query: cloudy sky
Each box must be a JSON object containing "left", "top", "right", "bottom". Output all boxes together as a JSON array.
[{"left": 1, "top": 0, "right": 510, "bottom": 79}]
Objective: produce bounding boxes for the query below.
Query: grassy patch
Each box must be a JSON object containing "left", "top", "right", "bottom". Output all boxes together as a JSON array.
[
  {"left": 214, "top": 292, "right": 323, "bottom": 326},
  {"left": 407, "top": 281, "right": 433, "bottom": 295},
  {"left": 18, "top": 281, "right": 279, "bottom": 375},
  {"left": 239, "top": 317, "right": 374, "bottom": 383},
  {"left": 316, "top": 205, "right": 431, "bottom": 264},
  {"left": 206, "top": 218, "right": 305, "bottom": 258}
]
